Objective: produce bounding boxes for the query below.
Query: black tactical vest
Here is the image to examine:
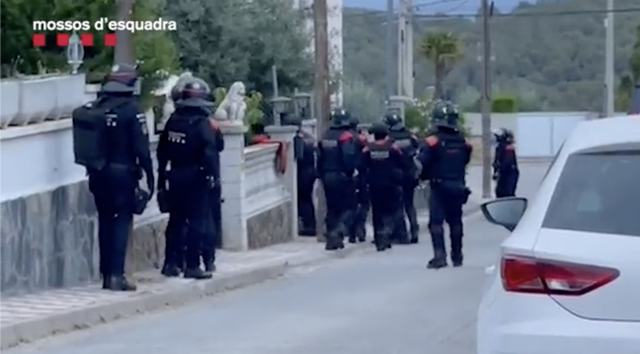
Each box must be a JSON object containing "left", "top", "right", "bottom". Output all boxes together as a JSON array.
[
  {"left": 431, "top": 133, "right": 468, "bottom": 182},
  {"left": 366, "top": 140, "right": 402, "bottom": 187},
  {"left": 163, "top": 113, "right": 207, "bottom": 169},
  {"left": 319, "top": 128, "right": 345, "bottom": 172},
  {"left": 388, "top": 128, "right": 416, "bottom": 157}
]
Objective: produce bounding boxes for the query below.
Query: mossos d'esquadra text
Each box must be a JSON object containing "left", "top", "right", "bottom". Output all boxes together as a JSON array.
[{"left": 32, "top": 18, "right": 177, "bottom": 33}]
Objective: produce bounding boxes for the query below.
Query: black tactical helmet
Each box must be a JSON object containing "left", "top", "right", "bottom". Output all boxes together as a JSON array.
[
  {"left": 330, "top": 108, "right": 351, "bottom": 128},
  {"left": 170, "top": 85, "right": 181, "bottom": 103},
  {"left": 175, "top": 77, "right": 213, "bottom": 108},
  {"left": 383, "top": 112, "right": 403, "bottom": 128},
  {"left": 102, "top": 63, "right": 138, "bottom": 93},
  {"left": 431, "top": 100, "right": 459, "bottom": 130},
  {"left": 493, "top": 128, "right": 514, "bottom": 143},
  {"left": 369, "top": 122, "right": 389, "bottom": 139},
  {"left": 170, "top": 73, "right": 194, "bottom": 102}
]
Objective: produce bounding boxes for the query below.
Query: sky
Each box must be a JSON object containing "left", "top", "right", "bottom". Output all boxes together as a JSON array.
[{"left": 342, "top": 0, "right": 529, "bottom": 12}]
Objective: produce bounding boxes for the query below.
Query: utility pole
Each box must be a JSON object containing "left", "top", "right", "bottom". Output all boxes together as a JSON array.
[
  {"left": 397, "top": 0, "right": 407, "bottom": 96},
  {"left": 313, "top": 0, "right": 330, "bottom": 241},
  {"left": 406, "top": 0, "right": 414, "bottom": 98},
  {"left": 480, "top": 0, "right": 493, "bottom": 199},
  {"left": 385, "top": 0, "right": 394, "bottom": 99},
  {"left": 397, "top": 0, "right": 414, "bottom": 98},
  {"left": 604, "top": 0, "right": 615, "bottom": 117}
]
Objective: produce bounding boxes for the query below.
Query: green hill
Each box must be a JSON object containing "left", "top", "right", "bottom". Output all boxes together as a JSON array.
[{"left": 343, "top": 0, "right": 640, "bottom": 111}]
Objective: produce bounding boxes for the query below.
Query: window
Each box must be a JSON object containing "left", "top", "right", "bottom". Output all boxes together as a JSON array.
[{"left": 542, "top": 151, "right": 640, "bottom": 236}]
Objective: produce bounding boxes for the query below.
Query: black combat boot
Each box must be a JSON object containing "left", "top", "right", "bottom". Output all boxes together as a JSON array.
[
  {"left": 410, "top": 225, "right": 419, "bottom": 244},
  {"left": 204, "top": 261, "right": 217, "bottom": 273},
  {"left": 161, "top": 262, "right": 181, "bottom": 277},
  {"left": 450, "top": 225, "right": 464, "bottom": 267},
  {"left": 451, "top": 254, "right": 463, "bottom": 267},
  {"left": 101, "top": 274, "right": 111, "bottom": 289},
  {"left": 184, "top": 268, "right": 213, "bottom": 280},
  {"left": 427, "top": 252, "right": 448, "bottom": 269},
  {"left": 348, "top": 234, "right": 357, "bottom": 243},
  {"left": 108, "top": 275, "right": 137, "bottom": 291},
  {"left": 356, "top": 225, "right": 366, "bottom": 242}
]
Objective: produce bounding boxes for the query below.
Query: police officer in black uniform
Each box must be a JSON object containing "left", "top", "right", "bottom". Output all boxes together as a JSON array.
[
  {"left": 348, "top": 116, "right": 369, "bottom": 243},
  {"left": 384, "top": 112, "right": 420, "bottom": 244},
  {"left": 361, "top": 123, "right": 408, "bottom": 251},
  {"left": 72, "top": 64, "right": 154, "bottom": 291},
  {"left": 296, "top": 123, "right": 318, "bottom": 236},
  {"left": 492, "top": 128, "right": 519, "bottom": 198},
  {"left": 157, "top": 77, "right": 219, "bottom": 279},
  {"left": 159, "top": 81, "right": 188, "bottom": 276},
  {"left": 417, "top": 101, "right": 472, "bottom": 269},
  {"left": 317, "top": 108, "right": 357, "bottom": 250}
]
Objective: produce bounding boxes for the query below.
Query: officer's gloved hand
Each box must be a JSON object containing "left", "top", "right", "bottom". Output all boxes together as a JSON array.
[
  {"left": 206, "top": 176, "right": 217, "bottom": 190},
  {"left": 492, "top": 171, "right": 499, "bottom": 181}
]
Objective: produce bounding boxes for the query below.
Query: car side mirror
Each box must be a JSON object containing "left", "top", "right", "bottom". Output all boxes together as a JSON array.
[{"left": 481, "top": 197, "right": 528, "bottom": 232}]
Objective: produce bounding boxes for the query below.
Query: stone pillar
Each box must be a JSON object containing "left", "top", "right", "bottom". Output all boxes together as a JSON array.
[
  {"left": 219, "top": 123, "right": 249, "bottom": 251},
  {"left": 265, "top": 125, "right": 299, "bottom": 238},
  {"left": 301, "top": 118, "right": 317, "bottom": 137}
]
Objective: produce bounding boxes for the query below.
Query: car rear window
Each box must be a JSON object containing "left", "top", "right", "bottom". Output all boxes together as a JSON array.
[{"left": 542, "top": 151, "right": 640, "bottom": 236}]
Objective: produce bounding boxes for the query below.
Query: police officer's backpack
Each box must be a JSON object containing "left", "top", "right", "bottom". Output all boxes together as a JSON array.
[{"left": 72, "top": 98, "right": 125, "bottom": 171}]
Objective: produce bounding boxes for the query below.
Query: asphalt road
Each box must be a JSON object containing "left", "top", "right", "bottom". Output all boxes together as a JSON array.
[{"left": 6, "top": 162, "right": 550, "bottom": 354}]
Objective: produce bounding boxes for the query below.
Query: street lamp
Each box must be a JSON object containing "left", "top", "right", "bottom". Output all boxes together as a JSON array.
[
  {"left": 270, "top": 96, "right": 291, "bottom": 125},
  {"left": 66, "top": 31, "right": 84, "bottom": 74},
  {"left": 293, "top": 92, "right": 312, "bottom": 119}
]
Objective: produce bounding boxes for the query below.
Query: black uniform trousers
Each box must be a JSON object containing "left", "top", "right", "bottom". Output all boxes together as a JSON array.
[
  {"left": 495, "top": 170, "right": 519, "bottom": 198},
  {"left": 428, "top": 182, "right": 465, "bottom": 260},
  {"left": 322, "top": 173, "right": 354, "bottom": 238},
  {"left": 164, "top": 213, "right": 186, "bottom": 269},
  {"left": 401, "top": 179, "right": 419, "bottom": 236},
  {"left": 370, "top": 186, "right": 402, "bottom": 247},
  {"left": 168, "top": 168, "right": 210, "bottom": 270},
  {"left": 351, "top": 176, "right": 370, "bottom": 238},
  {"left": 297, "top": 170, "right": 317, "bottom": 234},
  {"left": 88, "top": 166, "right": 137, "bottom": 279},
  {"left": 203, "top": 184, "right": 222, "bottom": 263}
]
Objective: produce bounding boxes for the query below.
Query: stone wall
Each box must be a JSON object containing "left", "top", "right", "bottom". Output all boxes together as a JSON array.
[
  {"left": 0, "top": 180, "right": 166, "bottom": 297},
  {"left": 247, "top": 202, "right": 293, "bottom": 249}
]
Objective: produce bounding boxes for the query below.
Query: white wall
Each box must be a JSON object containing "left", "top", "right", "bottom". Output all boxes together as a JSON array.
[
  {"left": 0, "top": 121, "right": 86, "bottom": 202},
  {"left": 464, "top": 112, "right": 594, "bottom": 158}
]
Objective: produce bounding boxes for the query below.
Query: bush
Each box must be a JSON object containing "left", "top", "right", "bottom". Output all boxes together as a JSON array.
[
  {"left": 491, "top": 95, "right": 518, "bottom": 113},
  {"left": 404, "top": 99, "right": 469, "bottom": 138}
]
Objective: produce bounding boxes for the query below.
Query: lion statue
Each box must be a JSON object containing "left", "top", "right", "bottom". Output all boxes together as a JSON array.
[{"left": 214, "top": 81, "right": 247, "bottom": 124}]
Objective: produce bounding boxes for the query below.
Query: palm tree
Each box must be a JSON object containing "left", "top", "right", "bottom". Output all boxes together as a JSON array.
[{"left": 418, "top": 31, "right": 463, "bottom": 100}]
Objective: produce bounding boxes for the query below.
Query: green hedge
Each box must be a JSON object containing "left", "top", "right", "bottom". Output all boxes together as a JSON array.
[{"left": 491, "top": 95, "right": 518, "bottom": 113}]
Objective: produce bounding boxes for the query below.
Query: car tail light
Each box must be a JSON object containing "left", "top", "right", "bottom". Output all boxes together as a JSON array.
[{"left": 501, "top": 255, "right": 619, "bottom": 296}]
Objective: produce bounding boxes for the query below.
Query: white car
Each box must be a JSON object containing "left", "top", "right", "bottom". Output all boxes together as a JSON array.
[{"left": 477, "top": 115, "right": 640, "bottom": 354}]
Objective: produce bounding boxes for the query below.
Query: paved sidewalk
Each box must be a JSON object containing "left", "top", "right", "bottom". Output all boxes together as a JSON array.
[
  {"left": 0, "top": 196, "right": 484, "bottom": 350},
  {"left": 0, "top": 239, "right": 374, "bottom": 349}
]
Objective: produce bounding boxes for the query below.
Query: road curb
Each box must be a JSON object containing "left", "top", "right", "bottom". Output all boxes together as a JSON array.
[
  {"left": 0, "top": 242, "right": 378, "bottom": 349},
  {"left": 1, "top": 204, "right": 484, "bottom": 349},
  {"left": 0, "top": 264, "right": 287, "bottom": 349}
]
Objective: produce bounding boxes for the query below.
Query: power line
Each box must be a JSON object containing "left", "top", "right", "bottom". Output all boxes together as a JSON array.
[
  {"left": 342, "top": 0, "right": 466, "bottom": 20},
  {"left": 343, "top": 6, "right": 640, "bottom": 21},
  {"left": 415, "top": 7, "right": 640, "bottom": 18}
]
